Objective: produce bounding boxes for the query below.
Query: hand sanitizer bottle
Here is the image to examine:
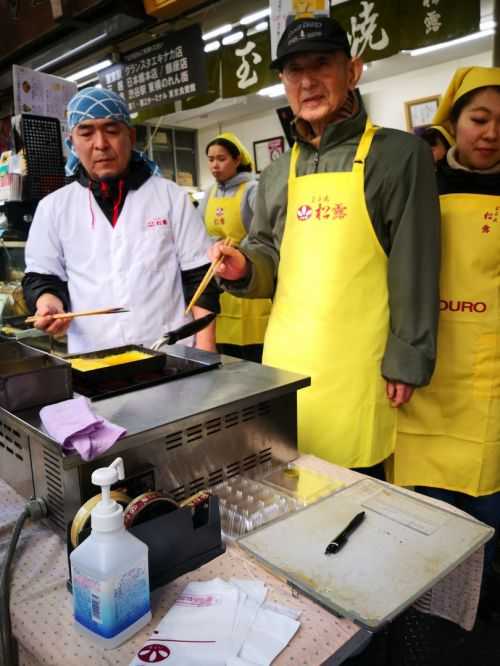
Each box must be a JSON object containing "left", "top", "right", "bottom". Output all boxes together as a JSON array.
[{"left": 70, "top": 457, "right": 151, "bottom": 648}]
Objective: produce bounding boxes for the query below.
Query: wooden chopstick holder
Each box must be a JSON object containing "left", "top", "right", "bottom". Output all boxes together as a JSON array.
[{"left": 184, "top": 237, "right": 234, "bottom": 315}]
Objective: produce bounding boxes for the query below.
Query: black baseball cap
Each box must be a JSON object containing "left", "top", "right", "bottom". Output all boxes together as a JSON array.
[{"left": 270, "top": 16, "right": 351, "bottom": 70}]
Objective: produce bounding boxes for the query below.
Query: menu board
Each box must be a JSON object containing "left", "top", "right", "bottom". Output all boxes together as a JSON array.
[{"left": 12, "top": 65, "right": 77, "bottom": 128}]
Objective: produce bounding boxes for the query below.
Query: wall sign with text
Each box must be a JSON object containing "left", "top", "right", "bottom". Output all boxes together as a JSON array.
[{"left": 98, "top": 25, "right": 208, "bottom": 113}]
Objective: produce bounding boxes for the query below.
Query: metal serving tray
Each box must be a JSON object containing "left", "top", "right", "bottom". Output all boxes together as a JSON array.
[{"left": 0, "top": 340, "right": 72, "bottom": 411}]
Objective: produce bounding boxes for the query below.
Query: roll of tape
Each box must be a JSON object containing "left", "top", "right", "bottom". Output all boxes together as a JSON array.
[
  {"left": 123, "top": 491, "right": 178, "bottom": 528},
  {"left": 70, "top": 490, "right": 131, "bottom": 548}
]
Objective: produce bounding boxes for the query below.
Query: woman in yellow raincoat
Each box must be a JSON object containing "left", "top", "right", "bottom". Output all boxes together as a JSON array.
[
  {"left": 200, "top": 133, "right": 271, "bottom": 362},
  {"left": 394, "top": 66, "right": 500, "bottom": 615}
]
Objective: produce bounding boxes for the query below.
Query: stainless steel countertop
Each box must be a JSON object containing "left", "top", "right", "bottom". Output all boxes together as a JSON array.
[{"left": 6, "top": 344, "right": 310, "bottom": 462}]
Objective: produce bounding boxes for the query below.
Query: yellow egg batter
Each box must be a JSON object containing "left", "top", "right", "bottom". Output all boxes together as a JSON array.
[{"left": 70, "top": 350, "right": 152, "bottom": 372}]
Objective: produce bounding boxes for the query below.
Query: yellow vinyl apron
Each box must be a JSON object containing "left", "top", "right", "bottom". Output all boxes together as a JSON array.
[
  {"left": 205, "top": 183, "right": 271, "bottom": 346},
  {"left": 263, "top": 121, "right": 396, "bottom": 468},
  {"left": 395, "top": 193, "right": 500, "bottom": 496}
]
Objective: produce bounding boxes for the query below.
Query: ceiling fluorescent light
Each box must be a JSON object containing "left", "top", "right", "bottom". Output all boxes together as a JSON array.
[
  {"left": 258, "top": 83, "right": 285, "bottom": 98},
  {"left": 222, "top": 31, "right": 244, "bottom": 46},
  {"left": 35, "top": 33, "right": 108, "bottom": 71},
  {"left": 404, "top": 29, "right": 494, "bottom": 56},
  {"left": 479, "top": 14, "right": 497, "bottom": 31},
  {"left": 66, "top": 59, "right": 113, "bottom": 82},
  {"left": 76, "top": 75, "right": 99, "bottom": 88},
  {"left": 247, "top": 21, "right": 269, "bottom": 36},
  {"left": 204, "top": 40, "right": 221, "bottom": 53},
  {"left": 203, "top": 24, "right": 232, "bottom": 41},
  {"left": 240, "top": 8, "right": 271, "bottom": 25}
]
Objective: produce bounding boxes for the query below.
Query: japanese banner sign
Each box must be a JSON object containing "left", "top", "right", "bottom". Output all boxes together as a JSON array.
[
  {"left": 331, "top": 1, "right": 399, "bottom": 63},
  {"left": 222, "top": 31, "right": 279, "bottom": 98},
  {"left": 400, "top": 0, "right": 480, "bottom": 50},
  {"left": 98, "top": 25, "right": 208, "bottom": 113}
]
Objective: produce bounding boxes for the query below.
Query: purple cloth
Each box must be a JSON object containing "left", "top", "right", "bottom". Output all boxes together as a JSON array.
[{"left": 39, "top": 397, "right": 126, "bottom": 461}]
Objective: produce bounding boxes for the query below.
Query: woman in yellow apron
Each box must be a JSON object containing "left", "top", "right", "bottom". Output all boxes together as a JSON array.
[
  {"left": 394, "top": 67, "right": 500, "bottom": 613},
  {"left": 201, "top": 133, "right": 271, "bottom": 362}
]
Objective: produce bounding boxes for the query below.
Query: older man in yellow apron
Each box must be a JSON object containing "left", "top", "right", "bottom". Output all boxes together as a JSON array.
[{"left": 210, "top": 16, "right": 440, "bottom": 476}]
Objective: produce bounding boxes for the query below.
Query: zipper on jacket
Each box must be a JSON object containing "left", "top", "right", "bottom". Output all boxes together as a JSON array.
[{"left": 313, "top": 152, "right": 320, "bottom": 173}]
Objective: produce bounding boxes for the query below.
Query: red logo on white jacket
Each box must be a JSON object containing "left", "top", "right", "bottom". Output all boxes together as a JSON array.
[{"left": 146, "top": 218, "right": 168, "bottom": 228}]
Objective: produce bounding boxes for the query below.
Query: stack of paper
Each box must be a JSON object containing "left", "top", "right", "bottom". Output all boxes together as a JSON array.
[{"left": 130, "top": 578, "right": 300, "bottom": 665}]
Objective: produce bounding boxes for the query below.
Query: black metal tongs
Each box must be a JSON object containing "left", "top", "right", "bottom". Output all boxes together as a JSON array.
[{"left": 151, "top": 312, "right": 216, "bottom": 350}]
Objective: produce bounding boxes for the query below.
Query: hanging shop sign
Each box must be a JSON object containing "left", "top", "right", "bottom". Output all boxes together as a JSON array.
[
  {"left": 98, "top": 24, "right": 207, "bottom": 113},
  {"left": 182, "top": 51, "right": 220, "bottom": 111},
  {"left": 222, "top": 31, "right": 279, "bottom": 99},
  {"left": 270, "top": 0, "right": 331, "bottom": 59},
  {"left": 331, "top": 0, "right": 480, "bottom": 61},
  {"left": 331, "top": 0, "right": 399, "bottom": 62},
  {"left": 399, "top": 0, "right": 481, "bottom": 50}
]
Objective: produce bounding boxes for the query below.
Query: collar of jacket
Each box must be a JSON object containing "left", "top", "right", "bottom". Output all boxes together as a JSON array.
[
  {"left": 437, "top": 157, "right": 500, "bottom": 196},
  {"left": 75, "top": 159, "right": 151, "bottom": 200},
  {"left": 214, "top": 171, "right": 254, "bottom": 194},
  {"left": 292, "top": 89, "right": 365, "bottom": 151}
]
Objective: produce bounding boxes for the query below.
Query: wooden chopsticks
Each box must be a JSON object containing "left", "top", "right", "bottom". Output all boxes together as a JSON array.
[
  {"left": 25, "top": 307, "right": 128, "bottom": 324},
  {"left": 185, "top": 237, "right": 234, "bottom": 315}
]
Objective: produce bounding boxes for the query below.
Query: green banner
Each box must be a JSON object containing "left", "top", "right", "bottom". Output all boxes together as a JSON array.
[
  {"left": 182, "top": 51, "right": 220, "bottom": 110},
  {"left": 400, "top": 0, "right": 480, "bottom": 50},
  {"left": 222, "top": 30, "right": 279, "bottom": 98},
  {"left": 331, "top": 0, "right": 400, "bottom": 63}
]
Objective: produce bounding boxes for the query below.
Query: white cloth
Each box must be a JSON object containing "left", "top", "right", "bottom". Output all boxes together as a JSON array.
[{"left": 25, "top": 177, "right": 213, "bottom": 353}]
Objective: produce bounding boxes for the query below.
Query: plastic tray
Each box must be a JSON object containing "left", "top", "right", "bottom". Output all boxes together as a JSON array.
[{"left": 212, "top": 474, "right": 298, "bottom": 540}]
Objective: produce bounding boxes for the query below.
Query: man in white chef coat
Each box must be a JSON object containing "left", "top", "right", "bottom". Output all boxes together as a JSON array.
[{"left": 23, "top": 87, "right": 218, "bottom": 354}]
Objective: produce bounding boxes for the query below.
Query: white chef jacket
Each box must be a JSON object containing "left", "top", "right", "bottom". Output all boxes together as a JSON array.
[{"left": 25, "top": 176, "right": 213, "bottom": 354}]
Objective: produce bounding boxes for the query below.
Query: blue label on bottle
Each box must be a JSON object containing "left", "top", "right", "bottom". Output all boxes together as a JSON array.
[{"left": 72, "top": 565, "right": 150, "bottom": 638}]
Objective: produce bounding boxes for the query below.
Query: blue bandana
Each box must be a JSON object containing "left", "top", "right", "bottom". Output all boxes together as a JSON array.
[{"left": 65, "top": 87, "right": 161, "bottom": 178}]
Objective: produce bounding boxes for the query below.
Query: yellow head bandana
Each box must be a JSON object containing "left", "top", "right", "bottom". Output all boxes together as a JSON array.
[
  {"left": 432, "top": 66, "right": 500, "bottom": 134},
  {"left": 212, "top": 132, "right": 254, "bottom": 170},
  {"left": 429, "top": 125, "right": 455, "bottom": 147}
]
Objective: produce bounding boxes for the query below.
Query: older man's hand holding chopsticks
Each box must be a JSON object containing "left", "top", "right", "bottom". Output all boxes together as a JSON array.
[{"left": 208, "top": 239, "right": 249, "bottom": 281}]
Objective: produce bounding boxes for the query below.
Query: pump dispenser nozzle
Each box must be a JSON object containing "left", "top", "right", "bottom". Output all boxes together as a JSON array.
[{"left": 91, "top": 457, "right": 126, "bottom": 533}]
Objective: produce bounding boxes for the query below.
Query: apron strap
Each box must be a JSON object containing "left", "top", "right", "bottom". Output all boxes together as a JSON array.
[
  {"left": 289, "top": 118, "right": 378, "bottom": 182},
  {"left": 352, "top": 119, "right": 377, "bottom": 170}
]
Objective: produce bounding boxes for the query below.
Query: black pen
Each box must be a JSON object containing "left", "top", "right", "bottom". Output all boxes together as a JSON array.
[{"left": 325, "top": 511, "right": 366, "bottom": 555}]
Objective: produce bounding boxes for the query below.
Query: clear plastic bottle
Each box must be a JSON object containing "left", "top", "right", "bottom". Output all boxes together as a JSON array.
[{"left": 70, "top": 458, "right": 151, "bottom": 649}]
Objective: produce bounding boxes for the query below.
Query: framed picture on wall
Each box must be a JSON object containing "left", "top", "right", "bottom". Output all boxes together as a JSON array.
[
  {"left": 404, "top": 95, "right": 440, "bottom": 132},
  {"left": 253, "top": 136, "right": 285, "bottom": 174}
]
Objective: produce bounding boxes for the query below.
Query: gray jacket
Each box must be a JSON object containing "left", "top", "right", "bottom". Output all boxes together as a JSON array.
[{"left": 223, "top": 93, "right": 441, "bottom": 387}]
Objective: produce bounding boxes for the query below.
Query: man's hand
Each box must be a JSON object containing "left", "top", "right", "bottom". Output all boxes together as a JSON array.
[
  {"left": 33, "top": 293, "right": 71, "bottom": 337},
  {"left": 208, "top": 241, "right": 249, "bottom": 281},
  {"left": 386, "top": 381, "right": 414, "bottom": 408}
]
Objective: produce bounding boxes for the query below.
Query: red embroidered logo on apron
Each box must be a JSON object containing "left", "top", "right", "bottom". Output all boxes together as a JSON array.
[
  {"left": 314, "top": 202, "right": 348, "bottom": 221},
  {"left": 214, "top": 207, "right": 225, "bottom": 225},
  {"left": 482, "top": 207, "right": 500, "bottom": 233},
  {"left": 297, "top": 204, "right": 312, "bottom": 221},
  {"left": 440, "top": 300, "right": 487, "bottom": 313}
]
